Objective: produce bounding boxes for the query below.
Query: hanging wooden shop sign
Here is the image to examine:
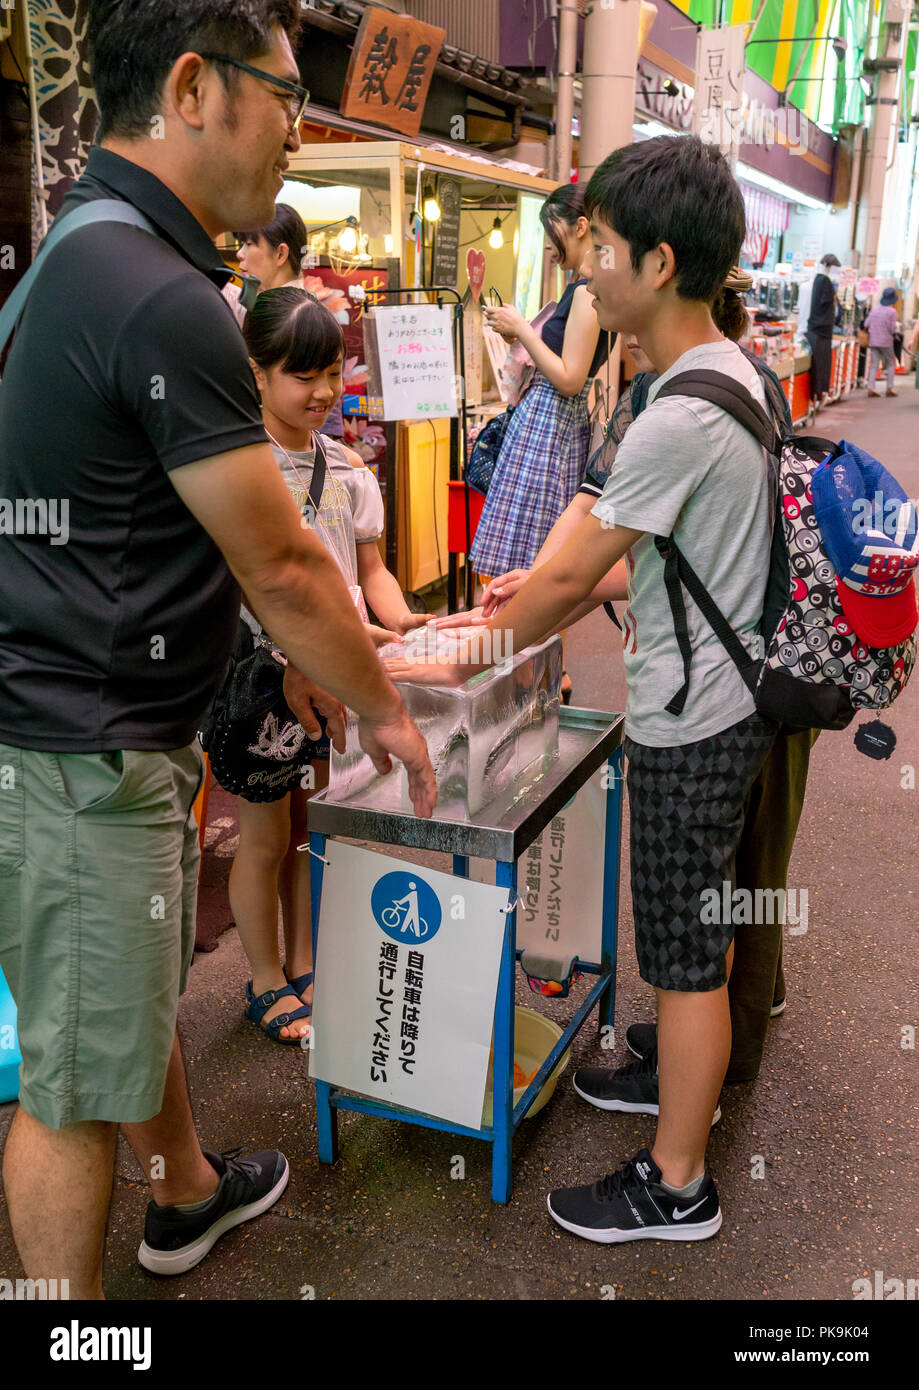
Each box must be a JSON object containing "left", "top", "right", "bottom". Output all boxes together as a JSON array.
[{"left": 340, "top": 6, "right": 445, "bottom": 138}]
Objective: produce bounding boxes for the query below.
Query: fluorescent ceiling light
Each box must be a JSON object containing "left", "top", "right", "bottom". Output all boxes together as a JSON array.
[
  {"left": 625, "top": 134, "right": 828, "bottom": 211},
  {"left": 632, "top": 118, "right": 682, "bottom": 140},
  {"left": 735, "top": 160, "right": 827, "bottom": 211}
]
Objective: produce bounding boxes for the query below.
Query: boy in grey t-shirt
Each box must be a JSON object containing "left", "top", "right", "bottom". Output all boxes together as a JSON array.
[
  {"left": 534, "top": 137, "right": 776, "bottom": 1242},
  {"left": 389, "top": 135, "right": 777, "bottom": 1244}
]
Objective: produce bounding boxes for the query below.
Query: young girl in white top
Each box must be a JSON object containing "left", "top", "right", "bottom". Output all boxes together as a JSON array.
[{"left": 225, "top": 287, "right": 426, "bottom": 1043}]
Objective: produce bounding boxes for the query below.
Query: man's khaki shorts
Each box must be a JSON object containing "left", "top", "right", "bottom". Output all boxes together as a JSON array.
[{"left": 0, "top": 741, "right": 204, "bottom": 1129}]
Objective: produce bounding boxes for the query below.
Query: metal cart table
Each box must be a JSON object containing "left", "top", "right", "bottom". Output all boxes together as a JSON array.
[{"left": 307, "top": 706, "right": 625, "bottom": 1203}]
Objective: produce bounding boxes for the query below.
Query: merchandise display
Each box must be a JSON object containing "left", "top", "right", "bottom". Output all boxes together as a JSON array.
[{"left": 328, "top": 630, "right": 563, "bottom": 818}]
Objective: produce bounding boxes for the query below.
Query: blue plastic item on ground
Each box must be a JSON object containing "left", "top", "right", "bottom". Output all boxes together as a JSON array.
[{"left": 0, "top": 966, "right": 21, "bottom": 1103}]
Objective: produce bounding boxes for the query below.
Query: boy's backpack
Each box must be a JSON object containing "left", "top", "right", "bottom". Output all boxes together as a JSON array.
[{"left": 650, "top": 370, "right": 917, "bottom": 731}]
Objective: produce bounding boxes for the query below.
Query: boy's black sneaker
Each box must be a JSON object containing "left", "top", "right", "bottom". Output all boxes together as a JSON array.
[
  {"left": 547, "top": 1148, "right": 722, "bottom": 1244},
  {"left": 138, "top": 1147, "right": 289, "bottom": 1275},
  {"left": 573, "top": 1050, "right": 722, "bottom": 1125}
]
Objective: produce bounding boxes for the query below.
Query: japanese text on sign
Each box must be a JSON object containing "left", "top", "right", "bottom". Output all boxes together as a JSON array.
[
  {"left": 340, "top": 6, "right": 445, "bottom": 138},
  {"left": 693, "top": 24, "right": 747, "bottom": 160},
  {"left": 372, "top": 303, "right": 458, "bottom": 420}
]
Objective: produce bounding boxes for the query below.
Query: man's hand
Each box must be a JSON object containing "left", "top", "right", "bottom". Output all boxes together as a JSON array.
[
  {"left": 358, "top": 709, "right": 438, "bottom": 818},
  {"left": 283, "top": 665, "right": 347, "bottom": 754}
]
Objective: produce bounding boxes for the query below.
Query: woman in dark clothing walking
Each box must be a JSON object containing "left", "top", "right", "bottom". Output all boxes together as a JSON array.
[
  {"left": 469, "top": 184, "right": 610, "bottom": 585},
  {"left": 805, "top": 251, "right": 840, "bottom": 412}
]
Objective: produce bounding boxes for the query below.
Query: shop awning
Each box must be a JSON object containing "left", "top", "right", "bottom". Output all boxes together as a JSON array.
[
  {"left": 740, "top": 181, "right": 790, "bottom": 236},
  {"left": 738, "top": 180, "right": 789, "bottom": 266}
]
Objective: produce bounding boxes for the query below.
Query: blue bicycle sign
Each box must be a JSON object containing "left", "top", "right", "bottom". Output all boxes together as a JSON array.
[{"left": 371, "top": 871, "right": 442, "bottom": 945}]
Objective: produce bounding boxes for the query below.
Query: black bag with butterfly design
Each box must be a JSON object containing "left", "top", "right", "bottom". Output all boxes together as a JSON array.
[{"left": 199, "top": 440, "right": 329, "bottom": 802}]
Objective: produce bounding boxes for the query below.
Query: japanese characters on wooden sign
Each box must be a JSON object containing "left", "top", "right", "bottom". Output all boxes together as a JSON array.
[{"left": 340, "top": 6, "right": 445, "bottom": 137}]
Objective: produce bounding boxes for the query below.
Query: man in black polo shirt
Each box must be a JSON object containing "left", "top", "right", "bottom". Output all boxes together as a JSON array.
[{"left": 0, "top": 0, "right": 435, "bottom": 1297}]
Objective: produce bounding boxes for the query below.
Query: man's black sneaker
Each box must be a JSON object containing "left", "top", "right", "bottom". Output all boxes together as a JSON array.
[
  {"left": 547, "top": 1147, "right": 722, "bottom": 1244},
  {"left": 770, "top": 997, "right": 787, "bottom": 1017},
  {"left": 573, "top": 1050, "right": 722, "bottom": 1125},
  {"left": 626, "top": 1021, "right": 657, "bottom": 1060},
  {"left": 138, "top": 1147, "right": 289, "bottom": 1275}
]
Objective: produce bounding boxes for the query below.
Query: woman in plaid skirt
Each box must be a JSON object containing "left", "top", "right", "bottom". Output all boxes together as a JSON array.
[{"left": 471, "top": 185, "right": 610, "bottom": 593}]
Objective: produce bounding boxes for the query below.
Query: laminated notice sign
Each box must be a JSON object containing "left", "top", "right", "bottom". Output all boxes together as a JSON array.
[
  {"left": 309, "top": 842, "right": 508, "bottom": 1129},
  {"left": 365, "top": 303, "right": 458, "bottom": 421}
]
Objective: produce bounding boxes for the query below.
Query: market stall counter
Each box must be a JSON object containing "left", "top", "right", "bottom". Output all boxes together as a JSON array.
[
  {"left": 305, "top": 703, "right": 625, "bottom": 1204},
  {"left": 750, "top": 335, "right": 858, "bottom": 426}
]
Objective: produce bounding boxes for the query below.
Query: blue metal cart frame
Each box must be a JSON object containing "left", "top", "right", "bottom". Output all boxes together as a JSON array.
[{"left": 307, "top": 707, "right": 624, "bottom": 1204}]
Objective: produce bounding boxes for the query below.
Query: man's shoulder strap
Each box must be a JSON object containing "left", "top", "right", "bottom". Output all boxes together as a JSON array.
[{"left": 0, "top": 200, "right": 160, "bottom": 369}]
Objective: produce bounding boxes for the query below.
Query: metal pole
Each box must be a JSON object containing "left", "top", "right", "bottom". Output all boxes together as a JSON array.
[
  {"left": 860, "top": 0, "right": 909, "bottom": 277},
  {"left": 580, "top": 0, "right": 645, "bottom": 181},
  {"left": 554, "top": 1, "right": 579, "bottom": 183}
]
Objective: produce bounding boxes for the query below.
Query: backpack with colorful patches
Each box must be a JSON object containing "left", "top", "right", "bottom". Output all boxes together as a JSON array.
[{"left": 651, "top": 371, "right": 917, "bottom": 731}]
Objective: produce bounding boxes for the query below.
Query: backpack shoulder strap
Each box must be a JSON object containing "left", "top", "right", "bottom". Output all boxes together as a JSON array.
[
  {"left": 0, "top": 200, "right": 160, "bottom": 366},
  {"left": 653, "top": 369, "right": 781, "bottom": 457},
  {"left": 648, "top": 368, "right": 779, "bottom": 716},
  {"left": 654, "top": 534, "right": 762, "bottom": 715}
]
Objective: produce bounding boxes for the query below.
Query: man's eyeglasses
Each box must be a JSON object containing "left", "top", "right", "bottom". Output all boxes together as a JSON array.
[{"left": 197, "top": 52, "right": 310, "bottom": 130}]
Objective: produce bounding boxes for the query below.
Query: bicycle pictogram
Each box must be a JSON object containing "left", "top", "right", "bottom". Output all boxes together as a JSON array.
[{"left": 380, "top": 881, "right": 430, "bottom": 939}]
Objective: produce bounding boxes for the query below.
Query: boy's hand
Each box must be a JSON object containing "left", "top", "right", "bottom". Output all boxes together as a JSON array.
[
  {"left": 482, "top": 569, "right": 530, "bottom": 618},
  {"left": 382, "top": 657, "right": 467, "bottom": 688}
]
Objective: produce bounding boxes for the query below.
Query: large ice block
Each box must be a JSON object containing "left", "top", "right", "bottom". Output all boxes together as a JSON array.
[{"left": 328, "top": 631, "right": 562, "bottom": 819}]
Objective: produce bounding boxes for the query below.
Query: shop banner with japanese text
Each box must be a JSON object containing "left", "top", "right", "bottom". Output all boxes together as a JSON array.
[{"left": 309, "top": 842, "right": 508, "bottom": 1129}]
